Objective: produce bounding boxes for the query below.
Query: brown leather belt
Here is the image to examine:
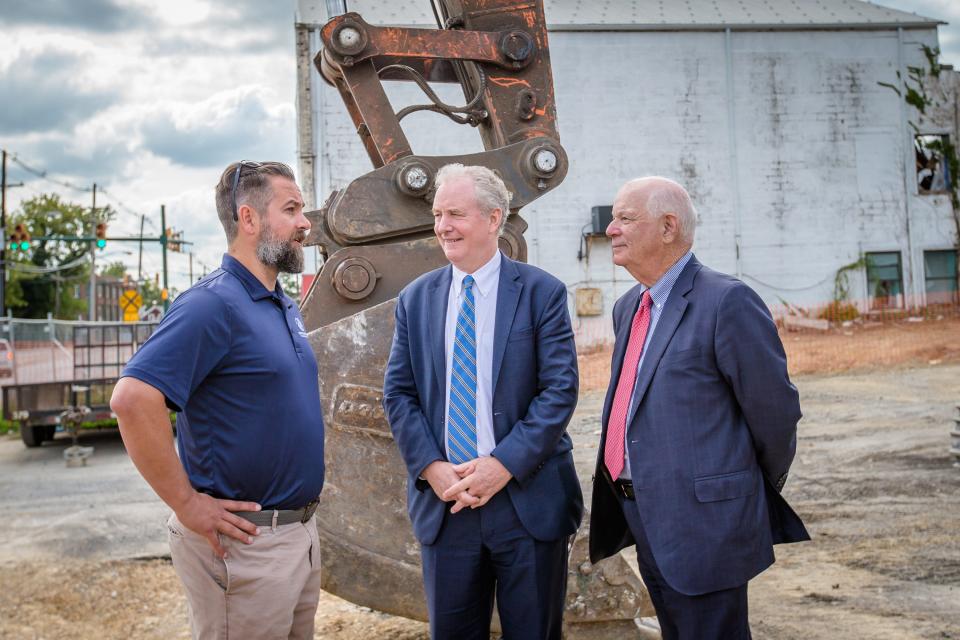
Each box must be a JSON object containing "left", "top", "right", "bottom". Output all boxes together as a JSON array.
[
  {"left": 235, "top": 499, "right": 319, "bottom": 527},
  {"left": 612, "top": 478, "right": 635, "bottom": 500}
]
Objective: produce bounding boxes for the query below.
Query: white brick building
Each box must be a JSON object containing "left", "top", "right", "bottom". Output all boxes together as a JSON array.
[{"left": 295, "top": 0, "right": 959, "bottom": 346}]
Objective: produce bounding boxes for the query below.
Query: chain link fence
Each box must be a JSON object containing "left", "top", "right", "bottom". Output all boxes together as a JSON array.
[{"left": 3, "top": 296, "right": 956, "bottom": 398}]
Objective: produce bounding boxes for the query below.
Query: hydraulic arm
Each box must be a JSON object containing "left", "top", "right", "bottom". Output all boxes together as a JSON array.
[{"left": 301, "top": 0, "right": 567, "bottom": 327}]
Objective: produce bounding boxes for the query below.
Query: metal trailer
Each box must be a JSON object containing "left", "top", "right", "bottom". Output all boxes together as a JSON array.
[
  {"left": 4, "top": 379, "right": 117, "bottom": 447},
  {"left": 4, "top": 321, "right": 156, "bottom": 447}
]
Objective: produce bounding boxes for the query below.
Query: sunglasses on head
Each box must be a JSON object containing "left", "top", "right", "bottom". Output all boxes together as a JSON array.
[{"left": 231, "top": 160, "right": 262, "bottom": 221}]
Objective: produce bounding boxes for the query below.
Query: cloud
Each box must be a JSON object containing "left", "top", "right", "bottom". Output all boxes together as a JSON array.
[
  {"left": 0, "top": 0, "right": 150, "bottom": 32},
  {"left": 140, "top": 0, "right": 294, "bottom": 57},
  {"left": 140, "top": 86, "right": 296, "bottom": 168},
  {"left": 0, "top": 48, "right": 119, "bottom": 134},
  {"left": 143, "top": 29, "right": 291, "bottom": 58},
  {"left": 3, "top": 94, "right": 151, "bottom": 185},
  {"left": 3, "top": 133, "right": 135, "bottom": 203},
  {"left": 32, "top": 134, "right": 134, "bottom": 179},
  {"left": 210, "top": 0, "right": 294, "bottom": 32}
]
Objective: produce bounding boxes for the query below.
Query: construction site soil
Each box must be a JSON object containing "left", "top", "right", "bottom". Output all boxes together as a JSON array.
[{"left": 1, "top": 321, "right": 958, "bottom": 639}]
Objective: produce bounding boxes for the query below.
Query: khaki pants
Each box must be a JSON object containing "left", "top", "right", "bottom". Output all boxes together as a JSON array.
[{"left": 167, "top": 512, "right": 322, "bottom": 640}]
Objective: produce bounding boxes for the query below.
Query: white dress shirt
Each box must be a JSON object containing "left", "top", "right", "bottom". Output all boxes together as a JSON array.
[{"left": 444, "top": 251, "right": 501, "bottom": 459}]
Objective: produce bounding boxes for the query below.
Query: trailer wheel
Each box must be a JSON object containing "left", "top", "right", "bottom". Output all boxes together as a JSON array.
[{"left": 21, "top": 425, "right": 46, "bottom": 447}]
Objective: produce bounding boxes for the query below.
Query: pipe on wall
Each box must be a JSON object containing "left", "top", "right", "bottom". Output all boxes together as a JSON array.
[{"left": 724, "top": 28, "right": 744, "bottom": 279}]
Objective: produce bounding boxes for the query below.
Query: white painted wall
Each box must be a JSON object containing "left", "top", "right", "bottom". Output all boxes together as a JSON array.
[{"left": 301, "top": 23, "right": 957, "bottom": 346}]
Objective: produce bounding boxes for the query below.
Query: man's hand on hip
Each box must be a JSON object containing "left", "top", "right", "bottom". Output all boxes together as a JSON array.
[
  {"left": 422, "top": 460, "right": 480, "bottom": 512},
  {"left": 175, "top": 492, "right": 262, "bottom": 559},
  {"left": 444, "top": 456, "right": 512, "bottom": 513}
]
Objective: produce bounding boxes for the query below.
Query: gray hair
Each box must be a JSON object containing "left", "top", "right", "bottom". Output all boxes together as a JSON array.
[
  {"left": 215, "top": 161, "right": 296, "bottom": 241},
  {"left": 434, "top": 163, "right": 512, "bottom": 235},
  {"left": 628, "top": 176, "right": 698, "bottom": 244}
]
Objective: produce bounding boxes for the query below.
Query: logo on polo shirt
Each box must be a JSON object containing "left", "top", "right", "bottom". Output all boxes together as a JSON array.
[{"left": 296, "top": 317, "right": 308, "bottom": 338}]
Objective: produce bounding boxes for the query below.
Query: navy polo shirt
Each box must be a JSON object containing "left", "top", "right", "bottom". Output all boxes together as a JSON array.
[{"left": 122, "top": 254, "right": 325, "bottom": 509}]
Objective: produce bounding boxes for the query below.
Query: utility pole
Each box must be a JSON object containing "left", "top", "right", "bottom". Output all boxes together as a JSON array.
[
  {"left": 0, "top": 151, "right": 19, "bottom": 315},
  {"left": 161, "top": 204, "right": 169, "bottom": 311},
  {"left": 137, "top": 214, "right": 145, "bottom": 281},
  {"left": 189, "top": 251, "right": 194, "bottom": 283},
  {"left": 88, "top": 183, "right": 97, "bottom": 321},
  {"left": 1, "top": 150, "right": 6, "bottom": 316}
]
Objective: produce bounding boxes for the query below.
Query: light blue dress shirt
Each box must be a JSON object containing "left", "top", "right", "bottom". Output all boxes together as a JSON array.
[{"left": 619, "top": 251, "right": 693, "bottom": 478}]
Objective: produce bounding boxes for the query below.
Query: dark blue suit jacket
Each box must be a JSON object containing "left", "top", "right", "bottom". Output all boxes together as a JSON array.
[
  {"left": 384, "top": 254, "right": 584, "bottom": 545},
  {"left": 589, "top": 255, "right": 809, "bottom": 595}
]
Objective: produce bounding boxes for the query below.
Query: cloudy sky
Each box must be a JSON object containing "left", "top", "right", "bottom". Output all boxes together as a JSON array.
[{"left": 1, "top": 0, "right": 958, "bottom": 294}]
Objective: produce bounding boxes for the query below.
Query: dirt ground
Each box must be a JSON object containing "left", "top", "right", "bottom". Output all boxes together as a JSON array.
[
  {"left": 746, "top": 364, "right": 959, "bottom": 640},
  {"left": 0, "top": 560, "right": 431, "bottom": 639},
  {"left": 578, "top": 315, "right": 960, "bottom": 391},
  {"left": 1, "top": 334, "right": 958, "bottom": 638}
]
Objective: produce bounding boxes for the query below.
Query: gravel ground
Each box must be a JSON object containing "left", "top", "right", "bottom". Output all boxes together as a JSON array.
[{"left": 1, "top": 363, "right": 958, "bottom": 639}]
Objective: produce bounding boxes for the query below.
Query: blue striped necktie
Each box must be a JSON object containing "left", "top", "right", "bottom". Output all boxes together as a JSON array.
[{"left": 447, "top": 275, "right": 478, "bottom": 464}]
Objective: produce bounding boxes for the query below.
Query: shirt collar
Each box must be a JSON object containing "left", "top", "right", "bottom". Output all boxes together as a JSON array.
[
  {"left": 220, "top": 254, "right": 285, "bottom": 302},
  {"left": 642, "top": 251, "right": 693, "bottom": 310},
  {"left": 452, "top": 251, "right": 502, "bottom": 299}
]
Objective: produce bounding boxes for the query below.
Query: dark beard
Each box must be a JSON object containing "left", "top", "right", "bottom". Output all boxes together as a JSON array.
[{"left": 256, "top": 229, "right": 305, "bottom": 274}]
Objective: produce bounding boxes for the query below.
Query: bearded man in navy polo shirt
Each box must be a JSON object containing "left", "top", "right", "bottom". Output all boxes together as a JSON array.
[{"left": 111, "top": 161, "right": 325, "bottom": 640}]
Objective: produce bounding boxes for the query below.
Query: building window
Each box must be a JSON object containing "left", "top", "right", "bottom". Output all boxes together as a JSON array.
[
  {"left": 915, "top": 134, "right": 952, "bottom": 194},
  {"left": 924, "top": 249, "right": 958, "bottom": 305},
  {"left": 865, "top": 252, "right": 903, "bottom": 309}
]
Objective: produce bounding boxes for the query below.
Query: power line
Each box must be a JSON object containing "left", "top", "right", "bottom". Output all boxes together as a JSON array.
[
  {"left": 3, "top": 149, "right": 152, "bottom": 226},
  {"left": 6, "top": 254, "right": 91, "bottom": 274},
  {"left": 7, "top": 154, "right": 92, "bottom": 194},
  {"left": 97, "top": 187, "right": 159, "bottom": 229}
]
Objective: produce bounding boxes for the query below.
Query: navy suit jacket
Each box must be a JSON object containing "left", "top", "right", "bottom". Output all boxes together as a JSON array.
[
  {"left": 384, "top": 254, "right": 584, "bottom": 545},
  {"left": 589, "top": 255, "right": 809, "bottom": 596}
]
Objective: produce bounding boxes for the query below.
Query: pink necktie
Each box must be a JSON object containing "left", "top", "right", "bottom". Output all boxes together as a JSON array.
[{"left": 604, "top": 291, "right": 653, "bottom": 480}]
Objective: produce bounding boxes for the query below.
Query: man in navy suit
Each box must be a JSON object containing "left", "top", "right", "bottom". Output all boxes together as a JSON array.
[
  {"left": 384, "top": 163, "right": 583, "bottom": 639},
  {"left": 589, "top": 177, "right": 809, "bottom": 639}
]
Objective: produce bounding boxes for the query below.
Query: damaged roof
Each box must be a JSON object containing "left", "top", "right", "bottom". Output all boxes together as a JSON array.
[{"left": 296, "top": 0, "right": 944, "bottom": 30}]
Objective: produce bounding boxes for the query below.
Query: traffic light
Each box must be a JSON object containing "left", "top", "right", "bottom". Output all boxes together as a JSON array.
[
  {"left": 95, "top": 222, "right": 107, "bottom": 249},
  {"left": 9, "top": 224, "right": 30, "bottom": 251},
  {"left": 165, "top": 227, "right": 183, "bottom": 252},
  {"left": 17, "top": 223, "right": 29, "bottom": 250}
]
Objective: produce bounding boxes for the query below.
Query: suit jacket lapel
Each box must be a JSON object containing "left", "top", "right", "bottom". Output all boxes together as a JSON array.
[
  {"left": 627, "top": 256, "right": 701, "bottom": 421},
  {"left": 491, "top": 256, "right": 522, "bottom": 394},
  {"left": 428, "top": 265, "right": 452, "bottom": 396}
]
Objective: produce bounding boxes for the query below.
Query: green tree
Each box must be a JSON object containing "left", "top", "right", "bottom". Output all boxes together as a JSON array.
[
  {"left": 99, "top": 261, "right": 127, "bottom": 279},
  {"left": 140, "top": 277, "right": 172, "bottom": 309},
  {"left": 5, "top": 194, "right": 115, "bottom": 319},
  {"left": 279, "top": 273, "right": 301, "bottom": 299}
]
